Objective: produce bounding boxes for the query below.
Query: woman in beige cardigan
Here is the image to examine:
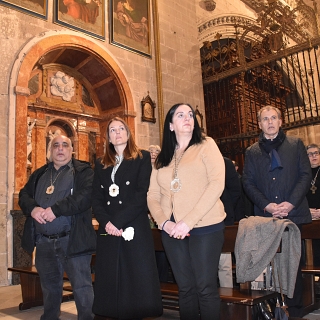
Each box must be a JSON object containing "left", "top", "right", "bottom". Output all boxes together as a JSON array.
[{"left": 147, "top": 103, "right": 226, "bottom": 320}]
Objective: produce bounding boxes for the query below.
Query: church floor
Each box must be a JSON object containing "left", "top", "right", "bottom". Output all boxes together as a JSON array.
[
  {"left": 0, "top": 285, "right": 178, "bottom": 319},
  {"left": 1, "top": 284, "right": 320, "bottom": 319}
]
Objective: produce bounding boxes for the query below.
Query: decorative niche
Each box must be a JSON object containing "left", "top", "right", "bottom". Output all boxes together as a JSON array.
[{"left": 141, "top": 93, "right": 156, "bottom": 123}]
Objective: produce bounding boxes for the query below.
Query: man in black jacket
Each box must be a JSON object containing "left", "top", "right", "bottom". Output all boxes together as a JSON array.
[
  {"left": 19, "top": 135, "right": 96, "bottom": 320},
  {"left": 242, "top": 105, "right": 312, "bottom": 317}
]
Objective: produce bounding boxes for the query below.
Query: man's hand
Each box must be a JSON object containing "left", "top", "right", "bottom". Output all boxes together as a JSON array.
[
  {"left": 265, "top": 203, "right": 280, "bottom": 215},
  {"left": 275, "top": 201, "right": 294, "bottom": 218},
  {"left": 31, "top": 207, "right": 46, "bottom": 224},
  {"left": 310, "top": 208, "right": 320, "bottom": 219},
  {"left": 41, "top": 207, "right": 56, "bottom": 222},
  {"left": 265, "top": 202, "right": 293, "bottom": 219}
]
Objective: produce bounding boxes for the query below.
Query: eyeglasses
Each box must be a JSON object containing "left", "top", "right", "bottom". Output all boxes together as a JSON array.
[{"left": 307, "top": 151, "right": 320, "bottom": 157}]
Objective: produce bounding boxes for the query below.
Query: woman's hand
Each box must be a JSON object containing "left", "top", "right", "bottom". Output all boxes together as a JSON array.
[
  {"left": 105, "top": 221, "right": 122, "bottom": 236},
  {"left": 162, "top": 220, "right": 175, "bottom": 234},
  {"left": 169, "top": 220, "right": 190, "bottom": 240}
]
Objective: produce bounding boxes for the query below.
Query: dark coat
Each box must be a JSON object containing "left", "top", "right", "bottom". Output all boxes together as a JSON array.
[
  {"left": 19, "top": 159, "right": 96, "bottom": 257},
  {"left": 242, "top": 136, "right": 312, "bottom": 225},
  {"left": 221, "top": 157, "right": 242, "bottom": 225},
  {"left": 92, "top": 150, "right": 162, "bottom": 319}
]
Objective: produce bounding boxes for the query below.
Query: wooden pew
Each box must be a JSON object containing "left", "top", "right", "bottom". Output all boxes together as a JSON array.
[
  {"left": 152, "top": 226, "right": 279, "bottom": 320},
  {"left": 301, "top": 219, "right": 320, "bottom": 315},
  {"left": 7, "top": 266, "right": 73, "bottom": 310},
  {"left": 7, "top": 221, "right": 99, "bottom": 310},
  {"left": 7, "top": 255, "right": 96, "bottom": 310}
]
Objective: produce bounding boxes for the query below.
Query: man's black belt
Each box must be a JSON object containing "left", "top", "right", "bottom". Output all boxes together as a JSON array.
[{"left": 42, "top": 231, "right": 70, "bottom": 239}]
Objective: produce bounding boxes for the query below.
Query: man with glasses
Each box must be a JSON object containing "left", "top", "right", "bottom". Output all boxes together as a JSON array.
[
  {"left": 19, "top": 134, "right": 96, "bottom": 320},
  {"left": 306, "top": 144, "right": 320, "bottom": 266},
  {"left": 242, "top": 105, "right": 312, "bottom": 317}
]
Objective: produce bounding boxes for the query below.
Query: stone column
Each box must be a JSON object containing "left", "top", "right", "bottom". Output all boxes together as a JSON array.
[
  {"left": 34, "top": 119, "right": 48, "bottom": 170},
  {"left": 14, "top": 90, "right": 29, "bottom": 209}
]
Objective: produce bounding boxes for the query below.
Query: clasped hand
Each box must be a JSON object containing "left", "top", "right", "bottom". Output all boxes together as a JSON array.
[
  {"left": 31, "top": 207, "right": 56, "bottom": 224},
  {"left": 265, "top": 201, "right": 294, "bottom": 218},
  {"left": 163, "top": 220, "right": 190, "bottom": 240},
  {"left": 310, "top": 208, "right": 320, "bottom": 219}
]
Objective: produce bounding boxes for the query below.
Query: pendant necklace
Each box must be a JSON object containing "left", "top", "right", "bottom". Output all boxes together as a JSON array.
[
  {"left": 310, "top": 166, "right": 320, "bottom": 194},
  {"left": 109, "top": 155, "right": 123, "bottom": 197},
  {"left": 46, "top": 166, "right": 68, "bottom": 194},
  {"left": 170, "top": 148, "right": 185, "bottom": 193}
]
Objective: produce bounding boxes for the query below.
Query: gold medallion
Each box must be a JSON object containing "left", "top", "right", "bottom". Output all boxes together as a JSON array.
[
  {"left": 46, "top": 185, "right": 54, "bottom": 194},
  {"left": 170, "top": 178, "right": 182, "bottom": 193}
]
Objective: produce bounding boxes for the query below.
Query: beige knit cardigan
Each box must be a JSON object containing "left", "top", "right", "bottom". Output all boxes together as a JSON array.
[{"left": 147, "top": 137, "right": 226, "bottom": 230}]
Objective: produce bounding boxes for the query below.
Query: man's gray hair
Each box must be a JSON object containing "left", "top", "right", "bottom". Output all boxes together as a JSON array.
[{"left": 257, "top": 105, "right": 282, "bottom": 121}]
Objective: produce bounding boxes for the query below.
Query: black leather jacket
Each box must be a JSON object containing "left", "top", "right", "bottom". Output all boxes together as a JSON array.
[{"left": 19, "top": 158, "right": 96, "bottom": 256}]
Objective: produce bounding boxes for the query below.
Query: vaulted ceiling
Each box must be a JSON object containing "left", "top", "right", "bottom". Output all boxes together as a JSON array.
[{"left": 34, "top": 47, "right": 122, "bottom": 114}]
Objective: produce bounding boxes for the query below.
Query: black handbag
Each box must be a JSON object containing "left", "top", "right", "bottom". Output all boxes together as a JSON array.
[
  {"left": 271, "top": 258, "right": 289, "bottom": 320},
  {"left": 252, "top": 298, "right": 276, "bottom": 320}
]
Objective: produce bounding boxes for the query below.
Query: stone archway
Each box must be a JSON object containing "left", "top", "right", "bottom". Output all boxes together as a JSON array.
[{"left": 13, "top": 33, "right": 135, "bottom": 209}]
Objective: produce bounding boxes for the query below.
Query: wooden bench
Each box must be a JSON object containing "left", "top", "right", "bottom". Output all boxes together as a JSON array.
[
  {"left": 300, "top": 219, "right": 320, "bottom": 315},
  {"left": 8, "top": 255, "right": 96, "bottom": 310},
  {"left": 152, "top": 226, "right": 279, "bottom": 320},
  {"left": 7, "top": 266, "right": 74, "bottom": 310}
]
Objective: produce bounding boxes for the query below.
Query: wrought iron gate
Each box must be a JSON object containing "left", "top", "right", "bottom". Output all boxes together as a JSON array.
[{"left": 202, "top": 37, "right": 320, "bottom": 163}]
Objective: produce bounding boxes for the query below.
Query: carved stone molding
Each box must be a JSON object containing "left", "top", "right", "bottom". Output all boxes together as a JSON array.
[
  {"left": 15, "top": 86, "right": 30, "bottom": 96},
  {"left": 198, "top": 15, "right": 256, "bottom": 35}
]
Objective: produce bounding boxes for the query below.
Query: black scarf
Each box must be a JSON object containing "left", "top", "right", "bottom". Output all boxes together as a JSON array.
[{"left": 259, "top": 128, "right": 286, "bottom": 171}]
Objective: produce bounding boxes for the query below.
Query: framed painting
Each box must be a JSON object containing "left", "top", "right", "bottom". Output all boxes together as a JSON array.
[
  {"left": 141, "top": 93, "right": 156, "bottom": 123},
  {"left": 110, "top": 0, "right": 151, "bottom": 58},
  {"left": 54, "top": 0, "right": 105, "bottom": 40},
  {"left": 0, "top": 0, "right": 47, "bottom": 19}
]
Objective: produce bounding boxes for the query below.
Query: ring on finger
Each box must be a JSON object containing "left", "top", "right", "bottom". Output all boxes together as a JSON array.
[{"left": 177, "top": 235, "right": 181, "bottom": 239}]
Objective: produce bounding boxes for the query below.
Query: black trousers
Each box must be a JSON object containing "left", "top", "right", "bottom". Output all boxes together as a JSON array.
[{"left": 162, "top": 229, "right": 224, "bottom": 320}]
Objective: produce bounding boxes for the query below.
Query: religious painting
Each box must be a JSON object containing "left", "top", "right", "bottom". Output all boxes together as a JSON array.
[
  {"left": 141, "top": 93, "right": 156, "bottom": 123},
  {"left": 54, "top": 0, "right": 105, "bottom": 40},
  {"left": 110, "top": 0, "right": 151, "bottom": 58},
  {"left": 0, "top": 0, "right": 47, "bottom": 19}
]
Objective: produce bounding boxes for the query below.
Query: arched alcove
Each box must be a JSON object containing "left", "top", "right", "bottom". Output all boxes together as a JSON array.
[{"left": 13, "top": 33, "right": 135, "bottom": 208}]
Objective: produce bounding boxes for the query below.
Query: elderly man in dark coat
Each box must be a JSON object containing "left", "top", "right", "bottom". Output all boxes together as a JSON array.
[
  {"left": 242, "top": 105, "right": 312, "bottom": 317},
  {"left": 19, "top": 135, "right": 96, "bottom": 320}
]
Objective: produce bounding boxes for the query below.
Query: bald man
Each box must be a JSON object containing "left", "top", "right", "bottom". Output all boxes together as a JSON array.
[{"left": 19, "top": 135, "right": 96, "bottom": 320}]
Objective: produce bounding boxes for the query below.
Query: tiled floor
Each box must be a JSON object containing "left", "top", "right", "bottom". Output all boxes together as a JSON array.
[{"left": 1, "top": 285, "right": 320, "bottom": 319}]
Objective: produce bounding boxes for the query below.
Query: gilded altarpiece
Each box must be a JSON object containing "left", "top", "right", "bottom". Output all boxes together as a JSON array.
[{"left": 26, "top": 64, "right": 101, "bottom": 176}]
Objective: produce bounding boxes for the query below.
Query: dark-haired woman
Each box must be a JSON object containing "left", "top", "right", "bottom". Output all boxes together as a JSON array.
[
  {"left": 148, "top": 104, "right": 226, "bottom": 320},
  {"left": 92, "top": 117, "right": 162, "bottom": 319}
]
